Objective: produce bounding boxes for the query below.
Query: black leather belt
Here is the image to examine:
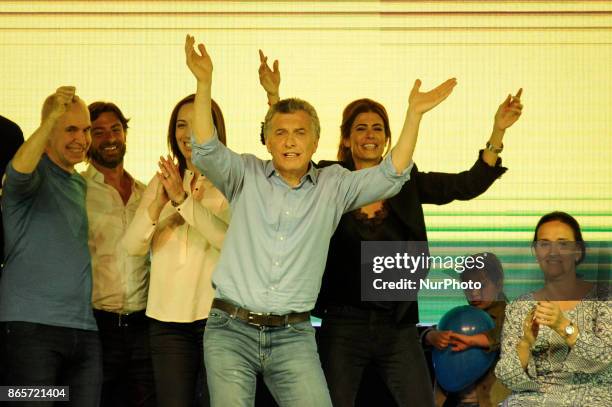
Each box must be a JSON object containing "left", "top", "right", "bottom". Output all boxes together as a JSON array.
[
  {"left": 211, "top": 298, "right": 310, "bottom": 327},
  {"left": 93, "top": 309, "right": 147, "bottom": 328}
]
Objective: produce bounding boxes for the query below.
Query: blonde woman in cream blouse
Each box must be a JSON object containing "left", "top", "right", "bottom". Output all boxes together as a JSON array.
[{"left": 123, "top": 95, "right": 229, "bottom": 407}]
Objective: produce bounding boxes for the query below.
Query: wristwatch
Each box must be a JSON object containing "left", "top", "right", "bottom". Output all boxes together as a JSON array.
[
  {"left": 171, "top": 193, "right": 187, "bottom": 207},
  {"left": 486, "top": 141, "right": 503, "bottom": 154},
  {"left": 564, "top": 321, "right": 575, "bottom": 337}
]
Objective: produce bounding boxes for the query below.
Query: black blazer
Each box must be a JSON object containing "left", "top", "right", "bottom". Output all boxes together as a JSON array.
[{"left": 316, "top": 152, "right": 507, "bottom": 323}]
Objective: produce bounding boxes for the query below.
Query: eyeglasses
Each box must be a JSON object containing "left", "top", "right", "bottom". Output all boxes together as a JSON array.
[{"left": 532, "top": 240, "right": 579, "bottom": 253}]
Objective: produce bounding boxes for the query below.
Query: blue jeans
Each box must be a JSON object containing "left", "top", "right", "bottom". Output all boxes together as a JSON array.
[
  {"left": 1, "top": 321, "right": 102, "bottom": 407},
  {"left": 203, "top": 307, "right": 332, "bottom": 407}
]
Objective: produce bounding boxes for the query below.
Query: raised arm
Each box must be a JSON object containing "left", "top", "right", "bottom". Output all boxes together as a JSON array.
[
  {"left": 482, "top": 88, "right": 523, "bottom": 166},
  {"left": 391, "top": 78, "right": 457, "bottom": 173},
  {"left": 12, "top": 86, "right": 75, "bottom": 174},
  {"left": 258, "top": 49, "right": 280, "bottom": 106},
  {"left": 185, "top": 35, "right": 214, "bottom": 144}
]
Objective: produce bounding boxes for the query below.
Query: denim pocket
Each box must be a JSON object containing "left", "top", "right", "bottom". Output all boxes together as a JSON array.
[
  {"left": 206, "top": 310, "right": 232, "bottom": 329},
  {"left": 287, "top": 321, "right": 314, "bottom": 335}
]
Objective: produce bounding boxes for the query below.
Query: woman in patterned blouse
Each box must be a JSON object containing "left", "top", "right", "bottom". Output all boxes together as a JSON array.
[{"left": 495, "top": 211, "right": 611, "bottom": 406}]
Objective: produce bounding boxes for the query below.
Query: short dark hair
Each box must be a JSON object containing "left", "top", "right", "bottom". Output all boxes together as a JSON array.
[
  {"left": 167, "top": 94, "right": 226, "bottom": 176},
  {"left": 532, "top": 211, "right": 586, "bottom": 265},
  {"left": 459, "top": 252, "right": 504, "bottom": 286},
  {"left": 88, "top": 101, "right": 130, "bottom": 131},
  {"left": 86, "top": 102, "right": 128, "bottom": 161},
  {"left": 262, "top": 98, "right": 320, "bottom": 141},
  {"left": 338, "top": 98, "right": 392, "bottom": 165}
]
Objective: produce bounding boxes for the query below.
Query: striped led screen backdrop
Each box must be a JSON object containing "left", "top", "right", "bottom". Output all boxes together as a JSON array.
[{"left": 1, "top": 1, "right": 610, "bottom": 324}]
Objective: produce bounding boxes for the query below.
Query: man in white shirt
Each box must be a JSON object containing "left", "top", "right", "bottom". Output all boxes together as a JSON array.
[{"left": 83, "top": 102, "right": 155, "bottom": 407}]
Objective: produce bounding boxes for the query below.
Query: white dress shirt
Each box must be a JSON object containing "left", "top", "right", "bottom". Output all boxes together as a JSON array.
[
  {"left": 122, "top": 170, "right": 230, "bottom": 323},
  {"left": 83, "top": 165, "right": 149, "bottom": 313}
]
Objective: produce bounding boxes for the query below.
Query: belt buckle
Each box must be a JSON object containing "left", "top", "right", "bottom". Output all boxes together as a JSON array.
[{"left": 247, "top": 311, "right": 268, "bottom": 327}]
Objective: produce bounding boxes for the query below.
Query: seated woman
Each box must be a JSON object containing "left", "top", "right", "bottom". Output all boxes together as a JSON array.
[
  {"left": 123, "top": 95, "right": 230, "bottom": 407},
  {"left": 495, "top": 211, "right": 611, "bottom": 406}
]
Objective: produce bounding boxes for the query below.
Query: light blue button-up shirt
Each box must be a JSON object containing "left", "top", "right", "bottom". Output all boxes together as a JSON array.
[{"left": 192, "top": 133, "right": 412, "bottom": 313}]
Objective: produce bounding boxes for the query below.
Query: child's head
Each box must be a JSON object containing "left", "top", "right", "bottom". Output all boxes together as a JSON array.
[{"left": 459, "top": 252, "right": 504, "bottom": 309}]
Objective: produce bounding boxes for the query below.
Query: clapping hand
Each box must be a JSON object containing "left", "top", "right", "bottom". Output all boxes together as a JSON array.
[
  {"left": 522, "top": 308, "right": 539, "bottom": 346},
  {"left": 534, "top": 300, "right": 566, "bottom": 332},
  {"left": 157, "top": 155, "right": 186, "bottom": 205}
]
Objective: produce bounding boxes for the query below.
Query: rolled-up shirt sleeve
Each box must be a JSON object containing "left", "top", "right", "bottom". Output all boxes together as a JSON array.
[
  {"left": 337, "top": 154, "right": 413, "bottom": 213},
  {"left": 191, "top": 129, "right": 245, "bottom": 203},
  {"left": 173, "top": 195, "right": 229, "bottom": 251}
]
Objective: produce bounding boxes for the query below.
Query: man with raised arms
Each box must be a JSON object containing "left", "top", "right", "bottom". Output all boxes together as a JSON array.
[{"left": 184, "top": 34, "right": 455, "bottom": 406}]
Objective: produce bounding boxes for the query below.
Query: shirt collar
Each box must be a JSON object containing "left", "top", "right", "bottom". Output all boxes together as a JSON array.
[
  {"left": 84, "top": 163, "right": 135, "bottom": 188},
  {"left": 84, "top": 164, "right": 105, "bottom": 183},
  {"left": 265, "top": 161, "right": 319, "bottom": 186},
  {"left": 264, "top": 161, "right": 276, "bottom": 178},
  {"left": 42, "top": 153, "right": 73, "bottom": 177},
  {"left": 303, "top": 162, "right": 318, "bottom": 184}
]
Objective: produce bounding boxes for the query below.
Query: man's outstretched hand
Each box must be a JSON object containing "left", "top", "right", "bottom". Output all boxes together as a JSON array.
[
  {"left": 185, "top": 34, "right": 213, "bottom": 86},
  {"left": 258, "top": 49, "right": 280, "bottom": 99}
]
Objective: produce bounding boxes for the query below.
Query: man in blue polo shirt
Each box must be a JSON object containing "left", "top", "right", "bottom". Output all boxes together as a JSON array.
[{"left": 0, "top": 86, "right": 101, "bottom": 405}]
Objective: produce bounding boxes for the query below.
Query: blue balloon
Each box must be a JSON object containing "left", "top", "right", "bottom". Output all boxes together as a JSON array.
[{"left": 432, "top": 305, "right": 497, "bottom": 393}]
